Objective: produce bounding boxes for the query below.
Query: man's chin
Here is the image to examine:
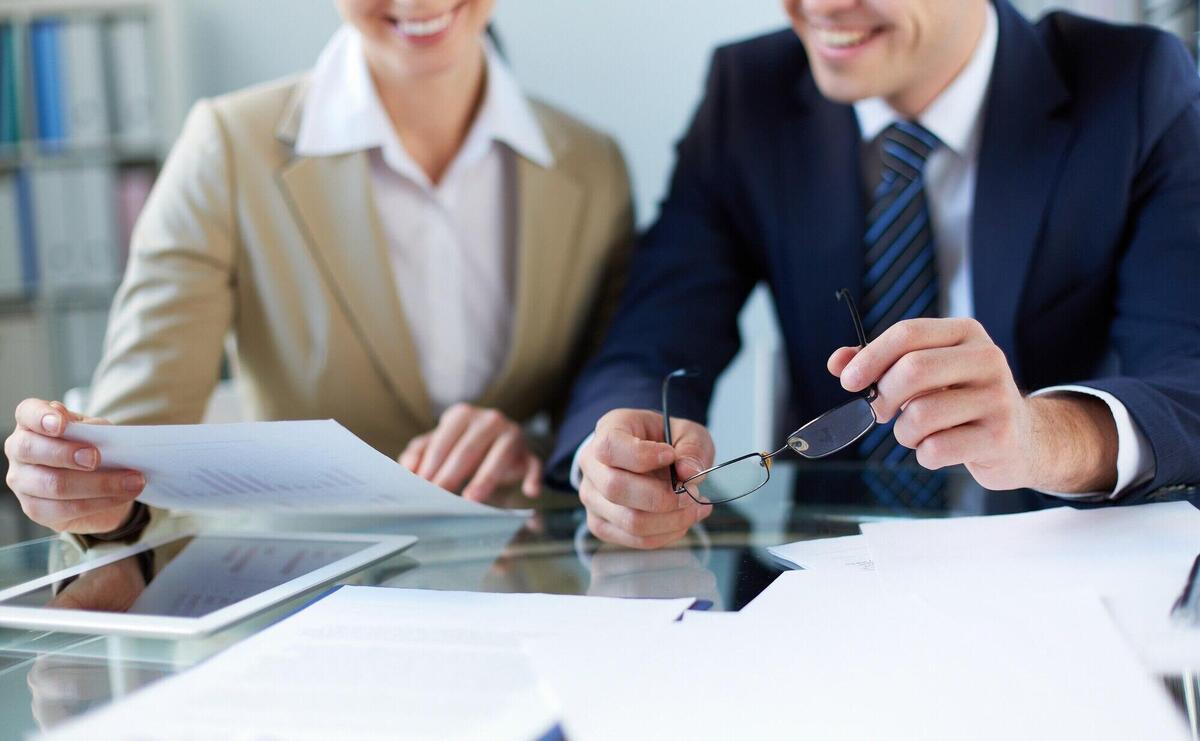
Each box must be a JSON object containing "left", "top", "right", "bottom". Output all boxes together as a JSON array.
[{"left": 809, "top": 72, "right": 883, "bottom": 105}]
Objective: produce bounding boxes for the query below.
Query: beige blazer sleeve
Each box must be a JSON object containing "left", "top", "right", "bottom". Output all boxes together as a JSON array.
[{"left": 86, "top": 100, "right": 238, "bottom": 425}]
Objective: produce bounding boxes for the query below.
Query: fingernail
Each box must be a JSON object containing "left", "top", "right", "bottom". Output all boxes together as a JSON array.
[
  {"left": 123, "top": 474, "right": 145, "bottom": 494},
  {"left": 658, "top": 450, "right": 673, "bottom": 466},
  {"left": 842, "top": 367, "right": 860, "bottom": 388},
  {"left": 42, "top": 414, "right": 62, "bottom": 435},
  {"left": 73, "top": 448, "right": 97, "bottom": 470}
]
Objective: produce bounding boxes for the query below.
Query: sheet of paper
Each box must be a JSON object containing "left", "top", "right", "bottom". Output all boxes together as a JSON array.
[
  {"left": 527, "top": 571, "right": 1189, "bottom": 741},
  {"left": 68, "top": 420, "right": 522, "bottom": 517},
  {"left": 766, "top": 534, "right": 873, "bottom": 572},
  {"left": 860, "top": 501, "right": 1200, "bottom": 673},
  {"left": 44, "top": 586, "right": 694, "bottom": 741}
]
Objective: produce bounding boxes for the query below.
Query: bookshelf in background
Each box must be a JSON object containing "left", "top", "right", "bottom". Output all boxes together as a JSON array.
[{"left": 0, "top": 0, "right": 182, "bottom": 429}]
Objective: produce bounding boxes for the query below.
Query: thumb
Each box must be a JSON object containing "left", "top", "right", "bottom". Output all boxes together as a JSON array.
[
  {"left": 670, "top": 421, "right": 715, "bottom": 481},
  {"left": 827, "top": 346, "right": 860, "bottom": 378}
]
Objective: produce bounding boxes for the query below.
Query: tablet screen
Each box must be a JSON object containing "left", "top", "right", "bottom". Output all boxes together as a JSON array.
[{"left": 0, "top": 535, "right": 371, "bottom": 618}]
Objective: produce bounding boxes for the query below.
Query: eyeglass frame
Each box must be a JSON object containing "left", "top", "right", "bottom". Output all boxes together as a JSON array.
[{"left": 662, "top": 289, "right": 880, "bottom": 506}]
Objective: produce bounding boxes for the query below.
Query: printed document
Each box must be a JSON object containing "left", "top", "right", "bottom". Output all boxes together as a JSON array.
[
  {"left": 766, "top": 534, "right": 873, "bottom": 572},
  {"left": 68, "top": 420, "right": 520, "bottom": 517},
  {"left": 44, "top": 586, "right": 695, "bottom": 741},
  {"left": 527, "top": 570, "right": 1188, "bottom": 741},
  {"left": 860, "top": 501, "right": 1200, "bottom": 673}
]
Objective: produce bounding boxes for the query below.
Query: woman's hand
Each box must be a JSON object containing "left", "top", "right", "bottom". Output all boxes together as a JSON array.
[
  {"left": 399, "top": 404, "right": 542, "bottom": 503},
  {"left": 4, "top": 399, "right": 145, "bottom": 533}
]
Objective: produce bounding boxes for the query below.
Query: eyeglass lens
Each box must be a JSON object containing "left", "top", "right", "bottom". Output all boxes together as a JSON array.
[
  {"left": 680, "top": 455, "right": 770, "bottom": 505},
  {"left": 787, "top": 397, "right": 876, "bottom": 458}
]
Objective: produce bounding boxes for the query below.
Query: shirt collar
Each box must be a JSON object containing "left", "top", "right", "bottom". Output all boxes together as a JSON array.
[
  {"left": 853, "top": 2, "right": 998, "bottom": 157},
  {"left": 296, "top": 25, "right": 554, "bottom": 177}
]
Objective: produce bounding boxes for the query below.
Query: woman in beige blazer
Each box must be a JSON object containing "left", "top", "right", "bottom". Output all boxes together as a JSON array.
[{"left": 4, "top": 0, "right": 632, "bottom": 535}]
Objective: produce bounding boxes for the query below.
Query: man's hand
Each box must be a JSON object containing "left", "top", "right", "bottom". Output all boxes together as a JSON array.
[
  {"left": 399, "top": 404, "right": 541, "bottom": 503},
  {"left": 5, "top": 399, "right": 144, "bottom": 534},
  {"left": 578, "top": 409, "right": 714, "bottom": 550},
  {"left": 828, "top": 317, "right": 1118, "bottom": 493}
]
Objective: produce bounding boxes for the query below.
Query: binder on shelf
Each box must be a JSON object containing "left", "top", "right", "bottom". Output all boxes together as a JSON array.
[
  {"left": 15, "top": 170, "right": 37, "bottom": 292},
  {"left": 30, "top": 19, "right": 68, "bottom": 150},
  {"left": 0, "top": 24, "right": 20, "bottom": 146},
  {"left": 31, "top": 165, "right": 119, "bottom": 292},
  {"left": 107, "top": 16, "right": 155, "bottom": 149},
  {"left": 116, "top": 165, "right": 155, "bottom": 268},
  {"left": 62, "top": 18, "right": 110, "bottom": 148},
  {"left": 0, "top": 174, "right": 23, "bottom": 299}
]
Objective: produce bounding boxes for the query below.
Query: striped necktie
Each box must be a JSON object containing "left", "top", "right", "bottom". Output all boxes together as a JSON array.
[{"left": 857, "top": 121, "right": 945, "bottom": 509}]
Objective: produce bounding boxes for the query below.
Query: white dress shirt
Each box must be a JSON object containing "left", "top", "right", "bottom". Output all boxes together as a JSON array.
[
  {"left": 574, "top": 4, "right": 1154, "bottom": 499},
  {"left": 296, "top": 26, "right": 553, "bottom": 417}
]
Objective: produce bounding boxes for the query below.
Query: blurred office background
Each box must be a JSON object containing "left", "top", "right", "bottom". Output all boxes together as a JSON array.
[{"left": 0, "top": 0, "right": 1196, "bottom": 537}]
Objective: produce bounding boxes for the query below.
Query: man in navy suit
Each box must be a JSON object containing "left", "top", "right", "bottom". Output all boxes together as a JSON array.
[{"left": 549, "top": 0, "right": 1200, "bottom": 548}]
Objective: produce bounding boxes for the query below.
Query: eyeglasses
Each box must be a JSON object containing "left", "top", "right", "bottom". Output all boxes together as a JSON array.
[{"left": 663, "top": 289, "right": 879, "bottom": 506}]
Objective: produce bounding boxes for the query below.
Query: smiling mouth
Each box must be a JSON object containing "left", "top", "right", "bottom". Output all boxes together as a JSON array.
[
  {"left": 386, "top": 2, "right": 464, "bottom": 38},
  {"left": 812, "top": 26, "right": 885, "bottom": 50}
]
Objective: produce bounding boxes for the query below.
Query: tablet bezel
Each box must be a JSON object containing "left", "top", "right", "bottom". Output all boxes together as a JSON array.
[{"left": 0, "top": 530, "right": 417, "bottom": 639}]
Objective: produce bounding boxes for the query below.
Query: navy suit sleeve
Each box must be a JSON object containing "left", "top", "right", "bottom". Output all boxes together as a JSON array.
[
  {"left": 1078, "top": 34, "right": 1200, "bottom": 498},
  {"left": 545, "top": 49, "right": 761, "bottom": 486}
]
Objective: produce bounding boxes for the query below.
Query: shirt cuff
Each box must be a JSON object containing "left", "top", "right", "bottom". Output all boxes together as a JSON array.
[
  {"left": 569, "top": 433, "right": 596, "bottom": 491},
  {"left": 1029, "top": 385, "right": 1156, "bottom": 501}
]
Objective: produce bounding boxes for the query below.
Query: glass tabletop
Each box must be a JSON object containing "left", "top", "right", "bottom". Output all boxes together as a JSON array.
[{"left": 0, "top": 462, "right": 1196, "bottom": 740}]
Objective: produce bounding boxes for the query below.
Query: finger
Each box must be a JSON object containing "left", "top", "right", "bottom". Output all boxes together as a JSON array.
[
  {"left": 416, "top": 405, "right": 475, "bottom": 480},
  {"left": 521, "top": 456, "right": 542, "bottom": 498},
  {"left": 15, "top": 399, "right": 71, "bottom": 438},
  {"left": 872, "top": 343, "right": 1008, "bottom": 422},
  {"left": 16, "top": 493, "right": 135, "bottom": 529},
  {"left": 841, "top": 318, "right": 987, "bottom": 393},
  {"left": 589, "top": 426, "right": 675, "bottom": 475},
  {"left": 827, "top": 346, "right": 860, "bottom": 377},
  {"left": 7, "top": 464, "right": 144, "bottom": 502},
  {"left": 431, "top": 411, "right": 512, "bottom": 492},
  {"left": 580, "top": 454, "right": 684, "bottom": 514},
  {"left": 586, "top": 510, "right": 690, "bottom": 550},
  {"left": 461, "top": 429, "right": 524, "bottom": 502},
  {"left": 48, "top": 401, "right": 85, "bottom": 423},
  {"left": 914, "top": 422, "right": 992, "bottom": 470},
  {"left": 892, "top": 387, "right": 997, "bottom": 450},
  {"left": 4, "top": 429, "right": 101, "bottom": 471},
  {"left": 399, "top": 434, "right": 430, "bottom": 472},
  {"left": 580, "top": 478, "right": 699, "bottom": 538}
]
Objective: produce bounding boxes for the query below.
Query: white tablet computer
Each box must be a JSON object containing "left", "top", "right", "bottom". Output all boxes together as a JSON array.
[{"left": 0, "top": 530, "right": 416, "bottom": 639}]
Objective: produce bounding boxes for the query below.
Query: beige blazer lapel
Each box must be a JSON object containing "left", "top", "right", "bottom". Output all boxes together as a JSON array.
[
  {"left": 478, "top": 156, "right": 586, "bottom": 406},
  {"left": 274, "top": 89, "right": 434, "bottom": 427}
]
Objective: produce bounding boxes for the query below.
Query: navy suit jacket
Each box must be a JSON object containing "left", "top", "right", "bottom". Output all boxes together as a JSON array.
[{"left": 549, "top": 0, "right": 1200, "bottom": 500}]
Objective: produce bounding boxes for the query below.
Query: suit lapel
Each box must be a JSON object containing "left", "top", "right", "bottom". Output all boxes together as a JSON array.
[
  {"left": 972, "top": 0, "right": 1072, "bottom": 382},
  {"left": 275, "top": 150, "right": 435, "bottom": 427},
  {"left": 477, "top": 156, "right": 585, "bottom": 406},
  {"left": 776, "top": 82, "right": 866, "bottom": 379}
]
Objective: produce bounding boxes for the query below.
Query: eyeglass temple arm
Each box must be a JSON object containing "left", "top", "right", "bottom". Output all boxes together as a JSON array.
[
  {"left": 662, "top": 368, "right": 700, "bottom": 491},
  {"left": 835, "top": 289, "right": 879, "bottom": 403}
]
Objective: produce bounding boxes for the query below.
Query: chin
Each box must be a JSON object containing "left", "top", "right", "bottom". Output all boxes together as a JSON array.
[{"left": 809, "top": 70, "right": 881, "bottom": 105}]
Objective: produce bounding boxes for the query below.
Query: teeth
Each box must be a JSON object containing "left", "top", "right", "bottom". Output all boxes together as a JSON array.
[
  {"left": 398, "top": 11, "right": 453, "bottom": 37},
  {"left": 816, "top": 28, "right": 871, "bottom": 49}
]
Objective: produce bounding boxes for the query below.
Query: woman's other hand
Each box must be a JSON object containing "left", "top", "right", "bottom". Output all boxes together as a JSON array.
[
  {"left": 399, "top": 404, "right": 541, "bottom": 503},
  {"left": 4, "top": 399, "right": 144, "bottom": 533}
]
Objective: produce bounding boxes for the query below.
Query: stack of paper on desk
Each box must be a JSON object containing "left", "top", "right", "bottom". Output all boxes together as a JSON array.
[
  {"left": 859, "top": 501, "right": 1200, "bottom": 673},
  {"left": 526, "top": 569, "right": 1189, "bottom": 741},
  {"left": 44, "top": 586, "right": 695, "bottom": 741},
  {"left": 68, "top": 420, "right": 519, "bottom": 517}
]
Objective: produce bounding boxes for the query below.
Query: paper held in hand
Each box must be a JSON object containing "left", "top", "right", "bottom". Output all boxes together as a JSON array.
[{"left": 67, "top": 419, "right": 524, "bottom": 517}]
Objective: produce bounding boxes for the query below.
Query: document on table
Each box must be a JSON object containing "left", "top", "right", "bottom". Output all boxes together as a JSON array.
[
  {"left": 44, "top": 586, "right": 695, "bottom": 741},
  {"left": 766, "top": 534, "right": 873, "bottom": 572},
  {"left": 528, "top": 570, "right": 1189, "bottom": 741},
  {"left": 67, "top": 420, "right": 522, "bottom": 517},
  {"left": 860, "top": 501, "right": 1200, "bottom": 673}
]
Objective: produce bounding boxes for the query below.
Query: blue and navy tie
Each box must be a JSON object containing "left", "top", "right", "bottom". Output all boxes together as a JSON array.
[{"left": 857, "top": 121, "right": 945, "bottom": 509}]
